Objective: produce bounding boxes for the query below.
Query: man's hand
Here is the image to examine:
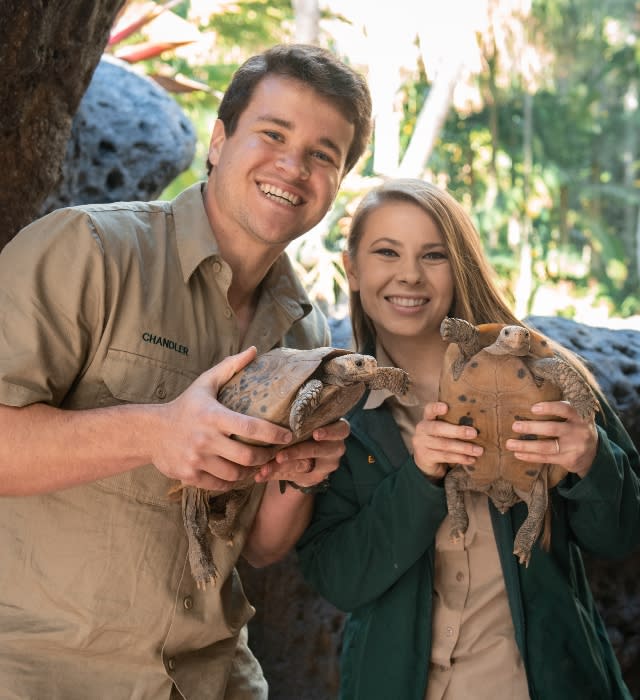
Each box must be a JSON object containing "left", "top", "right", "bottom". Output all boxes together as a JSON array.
[
  {"left": 253, "top": 417, "right": 350, "bottom": 489},
  {"left": 150, "top": 347, "right": 294, "bottom": 491}
]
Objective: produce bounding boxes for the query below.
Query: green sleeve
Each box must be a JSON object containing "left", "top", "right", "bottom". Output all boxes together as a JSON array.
[
  {"left": 297, "top": 437, "right": 447, "bottom": 612},
  {"left": 557, "top": 393, "right": 640, "bottom": 557}
]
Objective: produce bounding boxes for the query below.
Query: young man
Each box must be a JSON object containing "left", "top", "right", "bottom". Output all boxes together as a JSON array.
[{"left": 0, "top": 44, "right": 372, "bottom": 699}]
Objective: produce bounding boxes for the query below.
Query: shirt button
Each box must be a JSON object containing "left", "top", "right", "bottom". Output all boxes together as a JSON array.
[
  {"left": 224, "top": 307, "right": 232, "bottom": 319},
  {"left": 167, "top": 657, "right": 176, "bottom": 671},
  {"left": 155, "top": 384, "right": 167, "bottom": 399},
  {"left": 456, "top": 571, "right": 464, "bottom": 582},
  {"left": 446, "top": 626, "right": 454, "bottom": 637},
  {"left": 183, "top": 596, "right": 193, "bottom": 610},
  {"left": 212, "top": 261, "right": 222, "bottom": 273}
]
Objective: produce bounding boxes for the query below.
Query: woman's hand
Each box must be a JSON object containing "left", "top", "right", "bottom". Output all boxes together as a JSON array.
[
  {"left": 412, "top": 402, "right": 483, "bottom": 482},
  {"left": 506, "top": 400, "right": 598, "bottom": 479}
]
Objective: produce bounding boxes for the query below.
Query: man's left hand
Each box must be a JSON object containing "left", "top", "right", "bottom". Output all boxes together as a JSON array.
[{"left": 253, "top": 418, "right": 350, "bottom": 488}]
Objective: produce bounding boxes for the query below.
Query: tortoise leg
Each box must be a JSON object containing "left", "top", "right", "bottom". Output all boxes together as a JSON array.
[
  {"left": 182, "top": 486, "right": 217, "bottom": 590},
  {"left": 513, "top": 476, "right": 548, "bottom": 567},
  {"left": 440, "top": 318, "right": 481, "bottom": 380},
  {"left": 289, "top": 379, "right": 324, "bottom": 438},
  {"left": 440, "top": 317, "right": 477, "bottom": 346},
  {"left": 368, "top": 366, "right": 410, "bottom": 396},
  {"left": 444, "top": 466, "right": 472, "bottom": 543},
  {"left": 528, "top": 356, "right": 600, "bottom": 419}
]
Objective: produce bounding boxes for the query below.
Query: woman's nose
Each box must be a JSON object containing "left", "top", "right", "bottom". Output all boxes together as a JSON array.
[{"left": 398, "top": 260, "right": 423, "bottom": 285}]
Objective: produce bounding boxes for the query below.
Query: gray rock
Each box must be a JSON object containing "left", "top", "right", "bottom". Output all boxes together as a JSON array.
[
  {"left": 40, "top": 56, "right": 196, "bottom": 213},
  {"left": 526, "top": 315, "right": 640, "bottom": 445}
]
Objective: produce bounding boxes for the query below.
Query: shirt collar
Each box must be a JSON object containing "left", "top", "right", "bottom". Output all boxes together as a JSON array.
[
  {"left": 364, "top": 340, "right": 419, "bottom": 410},
  {"left": 172, "top": 181, "right": 220, "bottom": 283},
  {"left": 171, "top": 181, "right": 312, "bottom": 321}
]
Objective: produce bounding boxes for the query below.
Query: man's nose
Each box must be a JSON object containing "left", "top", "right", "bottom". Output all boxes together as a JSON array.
[{"left": 276, "top": 149, "right": 310, "bottom": 180}]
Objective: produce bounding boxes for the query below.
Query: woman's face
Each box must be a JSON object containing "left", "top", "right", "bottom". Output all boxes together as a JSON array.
[{"left": 344, "top": 200, "right": 454, "bottom": 348}]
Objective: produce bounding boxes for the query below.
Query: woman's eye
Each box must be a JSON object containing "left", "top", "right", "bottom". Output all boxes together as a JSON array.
[
  {"left": 425, "top": 251, "right": 447, "bottom": 260},
  {"left": 373, "top": 248, "right": 398, "bottom": 257}
]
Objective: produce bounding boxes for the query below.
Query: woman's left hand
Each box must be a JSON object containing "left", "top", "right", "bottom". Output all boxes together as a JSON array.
[{"left": 506, "top": 400, "right": 598, "bottom": 479}]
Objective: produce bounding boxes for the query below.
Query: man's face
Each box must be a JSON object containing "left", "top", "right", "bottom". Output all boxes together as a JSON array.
[{"left": 206, "top": 75, "right": 355, "bottom": 251}]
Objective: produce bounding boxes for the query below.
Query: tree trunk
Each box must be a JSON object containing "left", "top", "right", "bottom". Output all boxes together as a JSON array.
[
  {"left": 0, "top": 0, "right": 126, "bottom": 250},
  {"left": 292, "top": 0, "right": 319, "bottom": 45},
  {"left": 396, "top": 59, "right": 463, "bottom": 178}
]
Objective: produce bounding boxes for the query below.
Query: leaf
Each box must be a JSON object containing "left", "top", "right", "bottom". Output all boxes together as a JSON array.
[
  {"left": 114, "top": 40, "right": 196, "bottom": 63},
  {"left": 150, "top": 72, "right": 216, "bottom": 94},
  {"left": 108, "top": 0, "right": 185, "bottom": 46}
]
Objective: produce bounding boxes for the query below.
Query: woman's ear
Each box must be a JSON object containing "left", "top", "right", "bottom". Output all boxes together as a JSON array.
[{"left": 342, "top": 250, "right": 360, "bottom": 291}]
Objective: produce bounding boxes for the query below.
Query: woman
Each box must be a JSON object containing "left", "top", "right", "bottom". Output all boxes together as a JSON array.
[{"left": 296, "top": 179, "right": 639, "bottom": 699}]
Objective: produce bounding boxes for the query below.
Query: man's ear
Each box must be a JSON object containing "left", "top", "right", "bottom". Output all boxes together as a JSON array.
[
  {"left": 342, "top": 250, "right": 360, "bottom": 291},
  {"left": 208, "top": 119, "right": 226, "bottom": 167}
]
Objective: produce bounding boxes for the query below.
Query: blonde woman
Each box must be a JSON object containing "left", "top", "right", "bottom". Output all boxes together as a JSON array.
[{"left": 297, "top": 179, "right": 639, "bottom": 700}]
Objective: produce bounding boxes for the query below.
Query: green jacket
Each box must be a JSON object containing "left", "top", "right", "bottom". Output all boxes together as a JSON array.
[{"left": 297, "top": 395, "right": 639, "bottom": 700}]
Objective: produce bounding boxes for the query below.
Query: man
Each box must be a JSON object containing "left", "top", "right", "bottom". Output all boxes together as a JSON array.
[{"left": 0, "top": 44, "right": 372, "bottom": 699}]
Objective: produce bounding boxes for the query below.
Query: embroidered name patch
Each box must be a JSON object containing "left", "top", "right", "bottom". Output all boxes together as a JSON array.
[{"left": 142, "top": 332, "right": 189, "bottom": 356}]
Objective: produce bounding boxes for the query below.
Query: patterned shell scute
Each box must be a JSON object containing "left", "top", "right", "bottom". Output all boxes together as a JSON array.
[
  {"left": 439, "top": 329, "right": 564, "bottom": 491},
  {"left": 217, "top": 347, "right": 364, "bottom": 442}
]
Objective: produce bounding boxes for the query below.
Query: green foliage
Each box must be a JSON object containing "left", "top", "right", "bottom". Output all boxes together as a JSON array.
[{"left": 125, "top": 0, "right": 639, "bottom": 321}]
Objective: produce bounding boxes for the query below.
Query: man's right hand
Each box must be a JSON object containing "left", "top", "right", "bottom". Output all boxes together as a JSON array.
[
  {"left": 0, "top": 347, "right": 293, "bottom": 496},
  {"left": 150, "top": 347, "right": 294, "bottom": 492}
]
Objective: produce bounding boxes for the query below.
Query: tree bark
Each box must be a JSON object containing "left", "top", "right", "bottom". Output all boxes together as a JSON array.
[
  {"left": 292, "top": 0, "right": 319, "bottom": 45},
  {"left": 0, "top": 0, "right": 126, "bottom": 250}
]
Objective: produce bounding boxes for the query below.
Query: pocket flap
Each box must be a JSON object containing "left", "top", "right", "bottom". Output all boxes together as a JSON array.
[{"left": 102, "top": 348, "right": 198, "bottom": 403}]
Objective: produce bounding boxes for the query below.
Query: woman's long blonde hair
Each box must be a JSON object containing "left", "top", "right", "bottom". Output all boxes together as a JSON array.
[
  {"left": 344, "top": 178, "right": 599, "bottom": 390},
  {"left": 346, "top": 178, "right": 520, "bottom": 352}
]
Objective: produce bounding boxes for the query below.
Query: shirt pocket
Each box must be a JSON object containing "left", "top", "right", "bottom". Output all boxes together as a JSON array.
[
  {"left": 100, "top": 347, "right": 199, "bottom": 404},
  {"left": 94, "top": 348, "right": 199, "bottom": 504}
]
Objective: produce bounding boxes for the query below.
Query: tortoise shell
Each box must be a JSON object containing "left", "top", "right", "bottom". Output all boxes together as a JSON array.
[
  {"left": 217, "top": 346, "right": 368, "bottom": 444},
  {"left": 438, "top": 322, "right": 567, "bottom": 490}
]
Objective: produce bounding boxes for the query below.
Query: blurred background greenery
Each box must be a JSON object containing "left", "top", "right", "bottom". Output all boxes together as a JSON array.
[{"left": 109, "top": 0, "right": 640, "bottom": 325}]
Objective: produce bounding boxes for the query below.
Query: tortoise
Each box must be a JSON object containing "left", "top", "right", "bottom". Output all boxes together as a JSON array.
[
  {"left": 182, "top": 346, "right": 410, "bottom": 588},
  {"left": 438, "top": 317, "right": 600, "bottom": 566},
  {"left": 217, "top": 346, "right": 410, "bottom": 444}
]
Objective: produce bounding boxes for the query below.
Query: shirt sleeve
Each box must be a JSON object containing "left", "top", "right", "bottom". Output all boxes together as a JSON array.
[
  {"left": 556, "top": 393, "right": 640, "bottom": 558},
  {"left": 0, "top": 208, "right": 106, "bottom": 407}
]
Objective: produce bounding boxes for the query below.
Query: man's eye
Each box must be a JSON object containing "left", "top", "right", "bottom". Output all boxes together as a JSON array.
[
  {"left": 311, "top": 150, "right": 333, "bottom": 164},
  {"left": 264, "top": 131, "right": 283, "bottom": 141}
]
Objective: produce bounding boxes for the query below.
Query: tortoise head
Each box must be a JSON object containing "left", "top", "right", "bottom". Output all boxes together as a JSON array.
[
  {"left": 323, "top": 353, "right": 378, "bottom": 385},
  {"left": 484, "top": 325, "right": 531, "bottom": 357}
]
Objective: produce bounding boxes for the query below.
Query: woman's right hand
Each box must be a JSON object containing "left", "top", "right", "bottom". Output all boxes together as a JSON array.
[{"left": 412, "top": 402, "right": 483, "bottom": 482}]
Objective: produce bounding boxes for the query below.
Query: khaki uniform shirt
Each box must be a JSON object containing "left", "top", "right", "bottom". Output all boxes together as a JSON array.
[
  {"left": 0, "top": 183, "right": 329, "bottom": 700},
  {"left": 365, "top": 345, "right": 529, "bottom": 700}
]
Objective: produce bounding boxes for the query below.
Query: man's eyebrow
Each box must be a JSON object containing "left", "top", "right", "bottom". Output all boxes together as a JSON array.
[{"left": 256, "top": 114, "right": 344, "bottom": 160}]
